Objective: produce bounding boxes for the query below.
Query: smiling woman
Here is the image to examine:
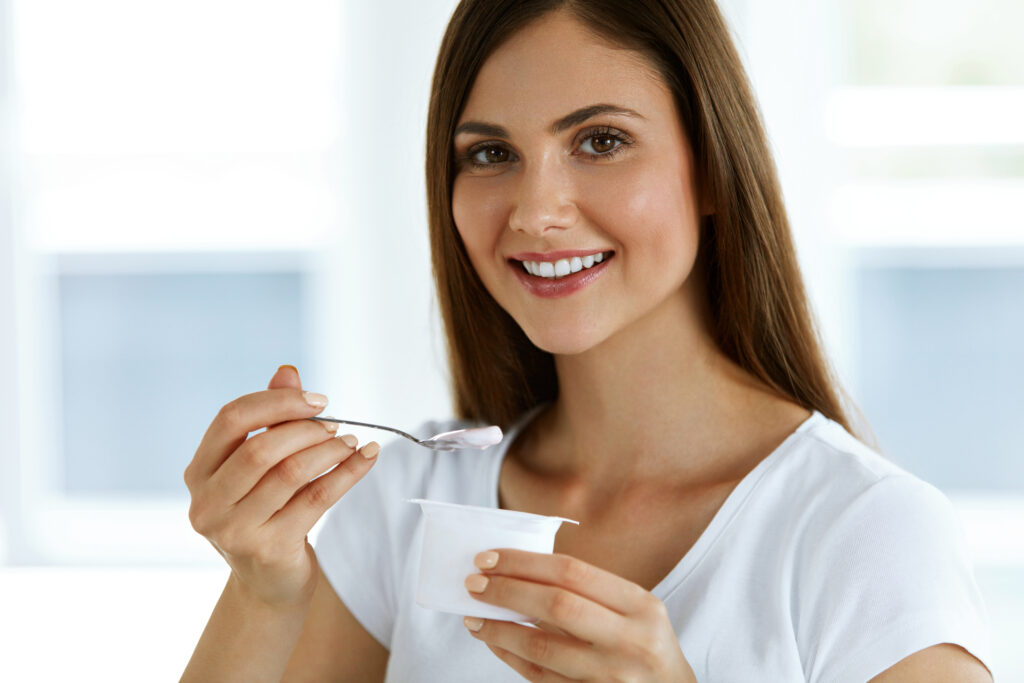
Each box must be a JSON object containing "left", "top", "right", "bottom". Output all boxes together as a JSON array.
[
  {"left": 180, "top": 1, "right": 994, "bottom": 681},
  {"left": 429, "top": 2, "right": 845, "bottom": 432},
  {"left": 449, "top": 18, "right": 708, "bottom": 362}
]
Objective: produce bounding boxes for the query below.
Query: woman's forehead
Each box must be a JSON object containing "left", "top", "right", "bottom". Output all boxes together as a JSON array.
[{"left": 458, "top": 12, "right": 669, "bottom": 128}]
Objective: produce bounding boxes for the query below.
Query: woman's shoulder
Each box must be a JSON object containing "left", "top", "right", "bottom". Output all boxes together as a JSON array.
[
  {"left": 764, "top": 412, "right": 971, "bottom": 572},
  {"left": 743, "top": 411, "right": 967, "bottom": 562},
  {"left": 777, "top": 415, "right": 992, "bottom": 682},
  {"left": 778, "top": 411, "right": 945, "bottom": 506},
  {"left": 791, "top": 412, "right": 907, "bottom": 478}
]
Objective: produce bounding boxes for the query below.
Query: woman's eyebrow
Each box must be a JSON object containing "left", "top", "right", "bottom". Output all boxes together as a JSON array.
[{"left": 453, "top": 103, "right": 644, "bottom": 139}]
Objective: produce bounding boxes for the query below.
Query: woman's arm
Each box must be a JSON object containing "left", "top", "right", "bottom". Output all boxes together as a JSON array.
[
  {"left": 181, "top": 366, "right": 384, "bottom": 682},
  {"left": 181, "top": 570, "right": 312, "bottom": 682},
  {"left": 182, "top": 562, "right": 389, "bottom": 683},
  {"left": 869, "top": 643, "right": 992, "bottom": 682},
  {"left": 281, "top": 563, "right": 389, "bottom": 683}
]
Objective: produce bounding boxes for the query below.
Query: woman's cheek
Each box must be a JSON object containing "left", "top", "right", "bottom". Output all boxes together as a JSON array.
[
  {"left": 451, "top": 178, "right": 514, "bottom": 306},
  {"left": 452, "top": 178, "right": 506, "bottom": 254},
  {"left": 580, "top": 169, "right": 661, "bottom": 242},
  {"left": 590, "top": 167, "right": 700, "bottom": 277}
]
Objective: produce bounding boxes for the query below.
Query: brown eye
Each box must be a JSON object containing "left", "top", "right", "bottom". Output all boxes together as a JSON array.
[
  {"left": 590, "top": 135, "right": 616, "bottom": 154},
  {"left": 468, "top": 145, "right": 510, "bottom": 165},
  {"left": 485, "top": 147, "right": 508, "bottom": 162},
  {"left": 578, "top": 129, "right": 630, "bottom": 158}
]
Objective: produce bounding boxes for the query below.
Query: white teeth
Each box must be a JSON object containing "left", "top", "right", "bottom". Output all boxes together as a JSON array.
[{"left": 520, "top": 252, "right": 611, "bottom": 280}]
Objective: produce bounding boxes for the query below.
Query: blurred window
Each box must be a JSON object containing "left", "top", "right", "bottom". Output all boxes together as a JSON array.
[
  {"left": 853, "top": 264, "right": 1024, "bottom": 493},
  {"left": 59, "top": 266, "right": 308, "bottom": 497},
  {"left": 828, "top": 11, "right": 1024, "bottom": 673},
  {"left": 5, "top": 0, "right": 340, "bottom": 564},
  {"left": 829, "top": 1, "right": 1024, "bottom": 505},
  {"left": 841, "top": 0, "right": 1024, "bottom": 86}
]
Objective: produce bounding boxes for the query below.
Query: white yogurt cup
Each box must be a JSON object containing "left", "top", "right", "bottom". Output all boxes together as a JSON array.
[{"left": 408, "top": 499, "right": 579, "bottom": 622}]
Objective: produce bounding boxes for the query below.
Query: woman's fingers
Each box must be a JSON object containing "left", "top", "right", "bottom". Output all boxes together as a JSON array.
[
  {"left": 477, "top": 549, "right": 653, "bottom": 616},
  {"left": 234, "top": 430, "right": 362, "bottom": 520},
  {"left": 189, "top": 387, "right": 330, "bottom": 481},
  {"left": 467, "top": 573, "right": 624, "bottom": 648},
  {"left": 267, "top": 364, "right": 301, "bottom": 392},
  {"left": 464, "top": 551, "right": 693, "bottom": 680},
  {"left": 266, "top": 441, "right": 381, "bottom": 540},
  {"left": 182, "top": 366, "right": 383, "bottom": 609},
  {"left": 468, "top": 623, "right": 584, "bottom": 681},
  {"left": 206, "top": 417, "right": 341, "bottom": 505}
]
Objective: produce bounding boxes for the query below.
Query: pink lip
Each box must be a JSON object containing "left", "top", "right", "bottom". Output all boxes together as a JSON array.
[
  {"left": 509, "top": 253, "right": 613, "bottom": 299},
  {"left": 508, "top": 249, "right": 612, "bottom": 262}
]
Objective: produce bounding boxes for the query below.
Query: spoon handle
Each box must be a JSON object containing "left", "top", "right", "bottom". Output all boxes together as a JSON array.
[{"left": 307, "top": 416, "right": 423, "bottom": 445}]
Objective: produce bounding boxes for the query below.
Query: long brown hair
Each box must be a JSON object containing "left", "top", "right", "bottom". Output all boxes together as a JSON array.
[{"left": 426, "top": 0, "right": 866, "bottom": 440}]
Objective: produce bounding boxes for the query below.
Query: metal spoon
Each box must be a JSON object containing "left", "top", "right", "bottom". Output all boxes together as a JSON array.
[{"left": 307, "top": 416, "right": 503, "bottom": 451}]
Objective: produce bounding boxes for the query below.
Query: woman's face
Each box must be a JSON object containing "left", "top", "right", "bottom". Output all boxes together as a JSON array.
[{"left": 451, "top": 10, "right": 706, "bottom": 356}]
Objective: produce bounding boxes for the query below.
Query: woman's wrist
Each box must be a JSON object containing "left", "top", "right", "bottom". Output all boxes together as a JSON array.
[
  {"left": 227, "top": 569, "right": 317, "bottom": 615},
  {"left": 181, "top": 569, "right": 315, "bottom": 683}
]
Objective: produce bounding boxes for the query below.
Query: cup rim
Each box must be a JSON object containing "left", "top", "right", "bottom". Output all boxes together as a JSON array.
[{"left": 406, "top": 498, "right": 580, "bottom": 526}]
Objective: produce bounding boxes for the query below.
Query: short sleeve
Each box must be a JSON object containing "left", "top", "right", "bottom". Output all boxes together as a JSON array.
[{"left": 796, "top": 474, "right": 992, "bottom": 683}]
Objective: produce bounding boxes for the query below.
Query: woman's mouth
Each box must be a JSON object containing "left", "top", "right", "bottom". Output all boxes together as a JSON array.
[
  {"left": 514, "top": 251, "right": 614, "bottom": 279},
  {"left": 508, "top": 251, "right": 615, "bottom": 299}
]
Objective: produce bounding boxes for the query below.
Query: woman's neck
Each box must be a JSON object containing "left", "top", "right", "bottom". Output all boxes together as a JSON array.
[{"left": 520, "top": 280, "right": 803, "bottom": 500}]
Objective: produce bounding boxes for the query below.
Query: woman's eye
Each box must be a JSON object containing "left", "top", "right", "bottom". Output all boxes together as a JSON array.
[
  {"left": 470, "top": 145, "right": 510, "bottom": 165},
  {"left": 581, "top": 134, "right": 620, "bottom": 155},
  {"left": 459, "top": 129, "right": 630, "bottom": 170}
]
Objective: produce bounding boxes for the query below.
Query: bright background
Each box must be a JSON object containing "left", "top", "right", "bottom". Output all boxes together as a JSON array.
[{"left": 1, "top": 0, "right": 1021, "bottom": 680}]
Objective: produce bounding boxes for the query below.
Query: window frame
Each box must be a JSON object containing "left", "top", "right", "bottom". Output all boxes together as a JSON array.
[{"left": 11, "top": 250, "right": 318, "bottom": 565}]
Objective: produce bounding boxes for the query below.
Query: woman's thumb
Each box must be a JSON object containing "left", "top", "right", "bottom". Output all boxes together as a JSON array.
[{"left": 268, "top": 364, "right": 302, "bottom": 391}]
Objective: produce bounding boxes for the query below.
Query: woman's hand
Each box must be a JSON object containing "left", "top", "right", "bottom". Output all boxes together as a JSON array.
[
  {"left": 184, "top": 365, "right": 380, "bottom": 610},
  {"left": 462, "top": 549, "right": 697, "bottom": 682}
]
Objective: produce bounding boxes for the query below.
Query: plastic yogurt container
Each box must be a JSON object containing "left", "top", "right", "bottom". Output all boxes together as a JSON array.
[{"left": 408, "top": 499, "right": 579, "bottom": 622}]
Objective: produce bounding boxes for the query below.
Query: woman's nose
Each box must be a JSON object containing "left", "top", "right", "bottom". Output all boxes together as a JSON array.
[{"left": 507, "top": 155, "right": 580, "bottom": 237}]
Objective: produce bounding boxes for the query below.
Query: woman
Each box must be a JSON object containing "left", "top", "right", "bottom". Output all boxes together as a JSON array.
[{"left": 182, "top": 1, "right": 993, "bottom": 681}]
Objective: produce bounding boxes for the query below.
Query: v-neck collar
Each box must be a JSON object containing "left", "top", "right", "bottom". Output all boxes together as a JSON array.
[{"left": 484, "top": 404, "right": 825, "bottom": 600}]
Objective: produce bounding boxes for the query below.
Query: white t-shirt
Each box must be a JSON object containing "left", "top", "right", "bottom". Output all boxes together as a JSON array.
[{"left": 314, "top": 406, "right": 992, "bottom": 682}]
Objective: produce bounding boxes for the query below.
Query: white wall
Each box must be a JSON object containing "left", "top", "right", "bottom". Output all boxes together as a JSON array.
[{"left": 314, "top": 0, "right": 460, "bottom": 437}]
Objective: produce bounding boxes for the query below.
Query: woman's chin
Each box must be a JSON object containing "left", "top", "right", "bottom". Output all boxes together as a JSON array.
[{"left": 521, "top": 323, "right": 608, "bottom": 357}]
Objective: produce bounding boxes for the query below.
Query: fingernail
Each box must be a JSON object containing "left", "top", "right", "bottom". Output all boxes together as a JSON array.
[
  {"left": 320, "top": 420, "right": 339, "bottom": 434},
  {"left": 302, "top": 391, "right": 328, "bottom": 408},
  {"left": 277, "top": 364, "right": 298, "bottom": 375},
  {"left": 465, "top": 574, "right": 489, "bottom": 593},
  {"left": 360, "top": 442, "right": 380, "bottom": 459},
  {"left": 474, "top": 551, "right": 499, "bottom": 569},
  {"left": 463, "top": 616, "right": 484, "bottom": 632},
  {"left": 340, "top": 434, "right": 358, "bottom": 448}
]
